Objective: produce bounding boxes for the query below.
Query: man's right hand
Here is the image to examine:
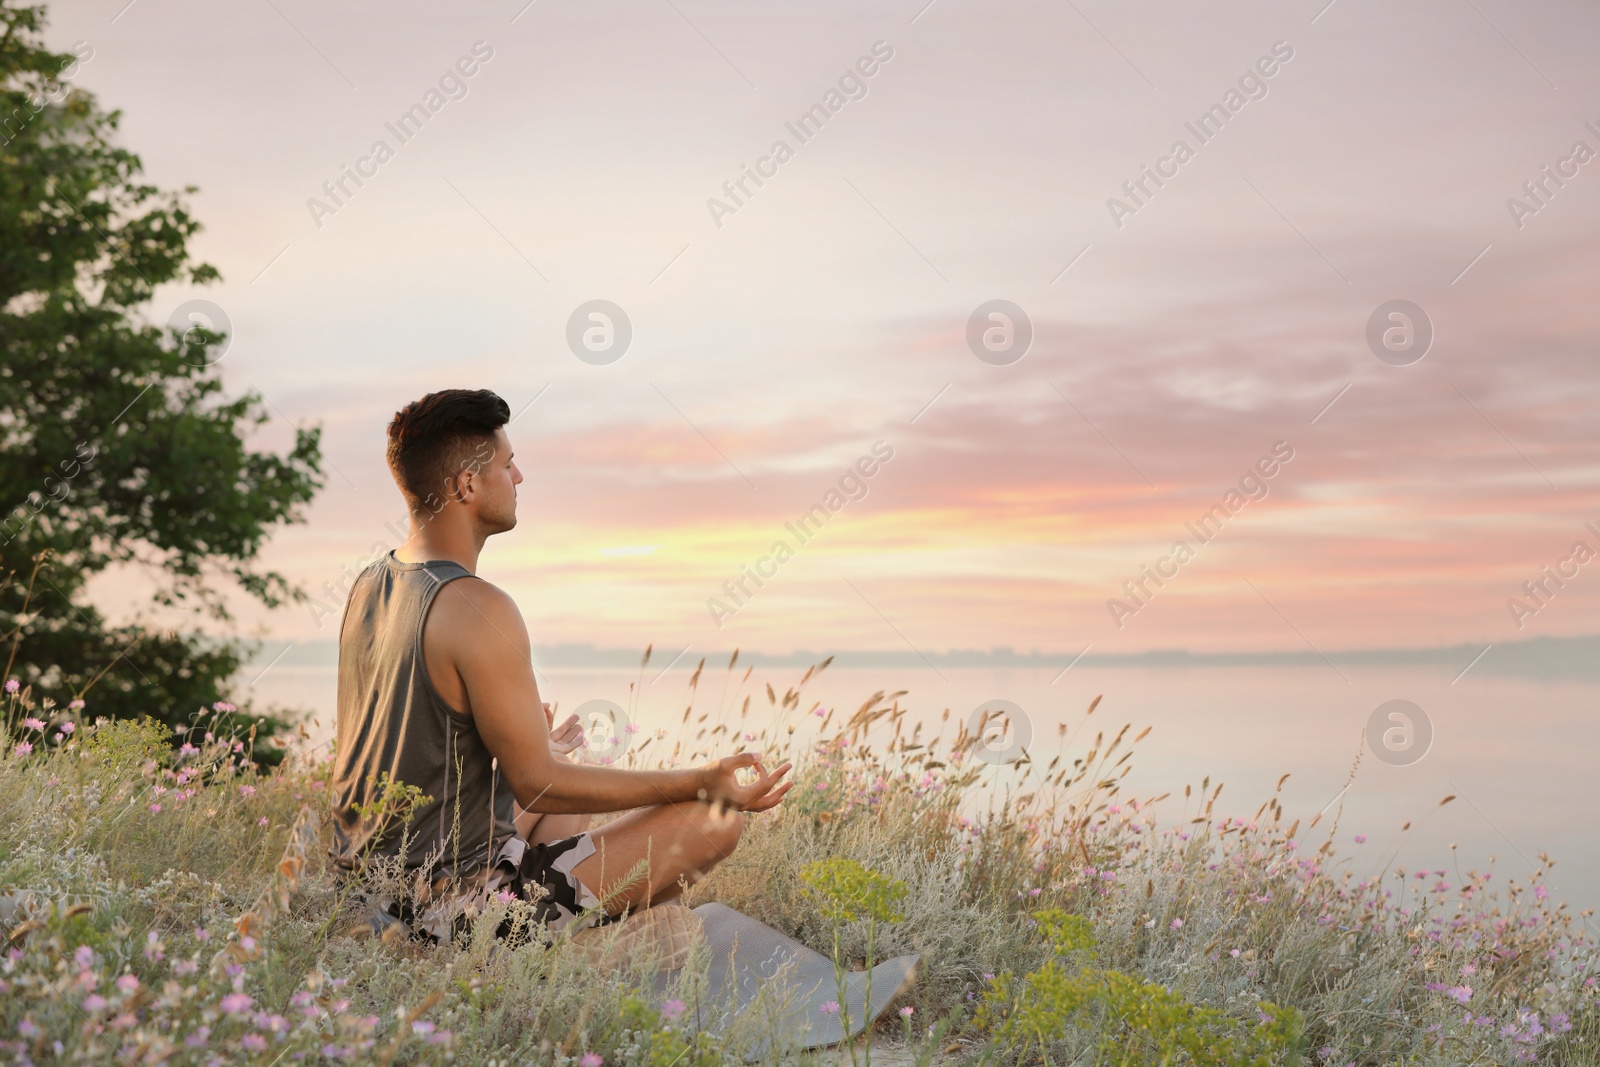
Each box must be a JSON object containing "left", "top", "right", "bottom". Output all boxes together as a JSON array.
[
  {"left": 543, "top": 703, "right": 586, "bottom": 758},
  {"left": 699, "top": 752, "right": 794, "bottom": 812}
]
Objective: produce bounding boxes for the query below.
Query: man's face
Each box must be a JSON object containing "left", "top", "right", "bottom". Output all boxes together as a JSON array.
[{"left": 468, "top": 428, "right": 521, "bottom": 534}]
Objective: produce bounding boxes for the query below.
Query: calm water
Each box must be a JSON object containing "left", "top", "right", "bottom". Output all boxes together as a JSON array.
[{"left": 248, "top": 659, "right": 1600, "bottom": 916}]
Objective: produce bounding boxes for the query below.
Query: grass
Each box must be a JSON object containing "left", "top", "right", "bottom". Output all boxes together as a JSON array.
[{"left": 1, "top": 653, "right": 1597, "bottom": 1066}]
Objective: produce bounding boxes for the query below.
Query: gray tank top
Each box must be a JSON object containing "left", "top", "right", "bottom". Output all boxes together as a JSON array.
[{"left": 330, "top": 552, "right": 516, "bottom": 880}]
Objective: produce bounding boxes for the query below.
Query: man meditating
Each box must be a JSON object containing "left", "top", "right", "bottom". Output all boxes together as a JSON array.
[{"left": 331, "top": 388, "right": 793, "bottom": 942}]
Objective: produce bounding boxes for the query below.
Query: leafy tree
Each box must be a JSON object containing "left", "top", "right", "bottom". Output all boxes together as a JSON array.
[{"left": 0, "top": 0, "right": 322, "bottom": 736}]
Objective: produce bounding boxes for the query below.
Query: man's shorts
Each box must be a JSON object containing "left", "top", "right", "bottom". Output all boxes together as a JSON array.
[
  {"left": 491, "top": 832, "right": 627, "bottom": 939},
  {"left": 366, "top": 831, "right": 624, "bottom": 946}
]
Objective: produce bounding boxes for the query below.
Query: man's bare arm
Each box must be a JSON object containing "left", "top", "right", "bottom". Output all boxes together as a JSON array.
[{"left": 431, "top": 579, "right": 793, "bottom": 815}]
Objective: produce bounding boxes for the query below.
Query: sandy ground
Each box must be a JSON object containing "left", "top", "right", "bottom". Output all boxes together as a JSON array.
[{"left": 863, "top": 1040, "right": 921, "bottom": 1067}]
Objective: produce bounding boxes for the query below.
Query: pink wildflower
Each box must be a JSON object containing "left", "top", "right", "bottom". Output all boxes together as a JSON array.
[
  {"left": 3, "top": 678, "right": 18, "bottom": 694},
  {"left": 899, "top": 1006, "right": 914, "bottom": 1018},
  {"left": 579, "top": 1055, "right": 603, "bottom": 1067},
  {"left": 13, "top": 741, "right": 32, "bottom": 756},
  {"left": 661, "top": 999, "right": 685, "bottom": 1020},
  {"left": 22, "top": 717, "right": 44, "bottom": 731},
  {"left": 221, "top": 992, "right": 253, "bottom": 1015},
  {"left": 820, "top": 1001, "right": 840, "bottom": 1015}
]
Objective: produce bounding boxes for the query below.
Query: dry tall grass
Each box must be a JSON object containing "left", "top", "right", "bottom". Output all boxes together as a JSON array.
[{"left": 1, "top": 655, "right": 1596, "bottom": 1065}]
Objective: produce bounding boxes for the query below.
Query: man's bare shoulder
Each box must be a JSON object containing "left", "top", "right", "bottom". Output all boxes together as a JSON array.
[{"left": 428, "top": 576, "right": 530, "bottom": 658}]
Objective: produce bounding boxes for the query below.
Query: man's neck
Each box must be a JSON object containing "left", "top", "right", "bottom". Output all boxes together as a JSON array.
[{"left": 395, "top": 510, "right": 484, "bottom": 573}]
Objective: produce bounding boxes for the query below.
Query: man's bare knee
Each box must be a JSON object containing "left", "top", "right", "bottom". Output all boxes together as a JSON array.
[
  {"left": 707, "top": 808, "right": 743, "bottom": 859},
  {"left": 676, "top": 800, "right": 743, "bottom": 859}
]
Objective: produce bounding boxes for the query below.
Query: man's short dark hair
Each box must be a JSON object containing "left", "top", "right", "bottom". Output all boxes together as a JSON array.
[{"left": 386, "top": 389, "right": 511, "bottom": 512}]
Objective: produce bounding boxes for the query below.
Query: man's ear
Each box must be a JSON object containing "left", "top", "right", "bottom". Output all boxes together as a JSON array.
[{"left": 450, "top": 468, "right": 474, "bottom": 504}]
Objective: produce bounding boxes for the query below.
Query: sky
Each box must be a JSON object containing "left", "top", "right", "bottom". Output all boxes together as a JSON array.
[{"left": 43, "top": 0, "right": 1600, "bottom": 660}]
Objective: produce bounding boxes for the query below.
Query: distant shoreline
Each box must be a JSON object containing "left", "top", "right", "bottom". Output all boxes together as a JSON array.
[{"left": 242, "top": 632, "right": 1600, "bottom": 680}]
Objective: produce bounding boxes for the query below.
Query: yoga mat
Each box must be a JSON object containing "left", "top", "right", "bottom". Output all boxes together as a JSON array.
[{"left": 655, "top": 902, "right": 919, "bottom": 1053}]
